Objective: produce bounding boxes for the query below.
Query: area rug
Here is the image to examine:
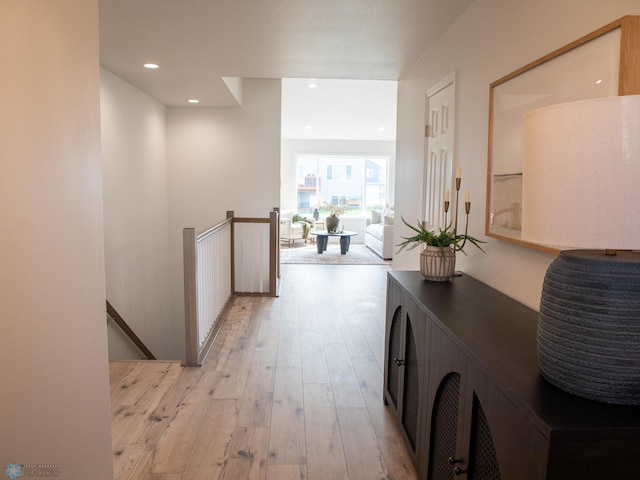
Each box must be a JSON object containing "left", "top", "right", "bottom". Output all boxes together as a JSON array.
[{"left": 280, "top": 242, "right": 389, "bottom": 265}]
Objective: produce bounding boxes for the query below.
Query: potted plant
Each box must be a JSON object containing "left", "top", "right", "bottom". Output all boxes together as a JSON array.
[
  {"left": 324, "top": 202, "right": 346, "bottom": 233},
  {"left": 397, "top": 217, "right": 485, "bottom": 281}
]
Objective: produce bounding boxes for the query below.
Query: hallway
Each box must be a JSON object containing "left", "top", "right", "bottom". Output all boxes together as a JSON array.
[{"left": 110, "top": 264, "right": 416, "bottom": 479}]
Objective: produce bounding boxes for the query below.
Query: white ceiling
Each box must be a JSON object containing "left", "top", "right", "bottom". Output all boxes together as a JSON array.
[
  {"left": 99, "top": 0, "right": 473, "bottom": 107},
  {"left": 281, "top": 78, "right": 398, "bottom": 141},
  {"left": 99, "top": 1, "right": 473, "bottom": 140}
]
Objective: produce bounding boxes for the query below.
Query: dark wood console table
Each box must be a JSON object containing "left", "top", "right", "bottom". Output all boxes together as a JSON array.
[{"left": 384, "top": 270, "right": 640, "bottom": 480}]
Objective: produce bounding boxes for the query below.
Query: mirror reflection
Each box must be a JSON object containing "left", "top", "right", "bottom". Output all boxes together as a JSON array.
[{"left": 486, "top": 23, "right": 625, "bottom": 245}]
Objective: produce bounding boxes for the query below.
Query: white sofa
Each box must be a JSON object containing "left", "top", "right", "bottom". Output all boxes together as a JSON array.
[{"left": 365, "top": 208, "right": 394, "bottom": 260}]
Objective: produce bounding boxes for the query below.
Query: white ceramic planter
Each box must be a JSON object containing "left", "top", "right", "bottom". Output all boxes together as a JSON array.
[{"left": 420, "top": 245, "right": 456, "bottom": 281}]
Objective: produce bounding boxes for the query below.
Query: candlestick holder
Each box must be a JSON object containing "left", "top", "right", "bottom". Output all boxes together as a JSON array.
[{"left": 444, "top": 175, "right": 472, "bottom": 253}]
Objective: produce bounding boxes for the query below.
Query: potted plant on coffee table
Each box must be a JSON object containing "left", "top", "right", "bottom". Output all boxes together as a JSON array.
[
  {"left": 397, "top": 217, "right": 485, "bottom": 281},
  {"left": 324, "top": 202, "right": 346, "bottom": 233}
]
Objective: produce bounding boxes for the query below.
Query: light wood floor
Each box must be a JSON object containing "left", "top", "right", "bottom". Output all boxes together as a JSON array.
[{"left": 110, "top": 264, "right": 417, "bottom": 480}]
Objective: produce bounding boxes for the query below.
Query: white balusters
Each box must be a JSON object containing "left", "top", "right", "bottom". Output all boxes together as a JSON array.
[{"left": 183, "top": 210, "right": 279, "bottom": 366}]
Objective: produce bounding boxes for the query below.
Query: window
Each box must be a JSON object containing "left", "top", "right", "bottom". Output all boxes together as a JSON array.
[
  {"left": 327, "top": 164, "right": 352, "bottom": 181},
  {"left": 295, "top": 154, "right": 388, "bottom": 216}
]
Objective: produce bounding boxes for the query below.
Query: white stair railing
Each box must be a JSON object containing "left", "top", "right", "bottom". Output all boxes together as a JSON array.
[{"left": 183, "top": 209, "right": 279, "bottom": 366}]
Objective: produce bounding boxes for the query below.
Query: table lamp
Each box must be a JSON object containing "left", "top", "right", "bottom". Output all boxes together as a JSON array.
[
  {"left": 310, "top": 195, "right": 321, "bottom": 220},
  {"left": 522, "top": 95, "right": 640, "bottom": 405}
]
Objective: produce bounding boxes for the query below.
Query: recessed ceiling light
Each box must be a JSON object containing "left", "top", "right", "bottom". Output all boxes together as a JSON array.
[
  {"left": 308, "top": 82, "right": 318, "bottom": 89},
  {"left": 143, "top": 63, "right": 159, "bottom": 69},
  {"left": 187, "top": 99, "right": 199, "bottom": 104},
  {"left": 595, "top": 79, "right": 603, "bottom": 84}
]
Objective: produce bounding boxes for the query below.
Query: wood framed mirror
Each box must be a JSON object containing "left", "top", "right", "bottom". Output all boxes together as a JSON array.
[{"left": 485, "top": 16, "right": 640, "bottom": 252}]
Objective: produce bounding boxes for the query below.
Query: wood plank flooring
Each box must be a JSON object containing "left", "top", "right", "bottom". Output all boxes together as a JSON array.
[{"left": 110, "top": 264, "right": 417, "bottom": 480}]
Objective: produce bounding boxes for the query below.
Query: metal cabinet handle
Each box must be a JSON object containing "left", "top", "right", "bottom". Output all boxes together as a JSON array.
[
  {"left": 454, "top": 466, "right": 468, "bottom": 476},
  {"left": 393, "top": 357, "right": 405, "bottom": 366},
  {"left": 448, "top": 456, "right": 461, "bottom": 465}
]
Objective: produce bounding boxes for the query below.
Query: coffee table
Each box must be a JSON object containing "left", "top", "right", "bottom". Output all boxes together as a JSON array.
[{"left": 310, "top": 231, "right": 358, "bottom": 254}]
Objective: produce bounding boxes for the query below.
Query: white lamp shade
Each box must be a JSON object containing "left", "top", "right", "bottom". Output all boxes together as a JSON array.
[
  {"left": 310, "top": 195, "right": 320, "bottom": 208},
  {"left": 522, "top": 95, "right": 640, "bottom": 250}
]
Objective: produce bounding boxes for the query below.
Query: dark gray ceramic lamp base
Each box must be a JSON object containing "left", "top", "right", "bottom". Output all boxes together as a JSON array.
[{"left": 538, "top": 249, "right": 640, "bottom": 405}]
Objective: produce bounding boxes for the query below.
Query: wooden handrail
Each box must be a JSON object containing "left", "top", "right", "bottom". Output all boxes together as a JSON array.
[
  {"left": 106, "top": 300, "right": 156, "bottom": 360},
  {"left": 196, "top": 216, "right": 233, "bottom": 241}
]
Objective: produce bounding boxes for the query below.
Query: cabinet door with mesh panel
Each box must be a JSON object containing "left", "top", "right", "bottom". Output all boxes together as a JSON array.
[
  {"left": 423, "top": 325, "right": 468, "bottom": 480},
  {"left": 383, "top": 277, "right": 405, "bottom": 414},
  {"left": 401, "top": 296, "right": 430, "bottom": 466},
  {"left": 384, "top": 277, "right": 430, "bottom": 473},
  {"left": 425, "top": 325, "right": 534, "bottom": 480},
  {"left": 462, "top": 363, "right": 535, "bottom": 480}
]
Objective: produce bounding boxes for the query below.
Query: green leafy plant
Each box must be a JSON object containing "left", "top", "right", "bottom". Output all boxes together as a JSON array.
[{"left": 396, "top": 216, "right": 485, "bottom": 255}]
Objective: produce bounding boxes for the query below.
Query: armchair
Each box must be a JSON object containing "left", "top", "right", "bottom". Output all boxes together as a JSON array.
[
  {"left": 280, "top": 212, "right": 313, "bottom": 246},
  {"left": 280, "top": 218, "right": 305, "bottom": 246}
]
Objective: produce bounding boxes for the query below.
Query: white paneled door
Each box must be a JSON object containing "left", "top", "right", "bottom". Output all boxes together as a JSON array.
[{"left": 424, "top": 77, "right": 455, "bottom": 230}]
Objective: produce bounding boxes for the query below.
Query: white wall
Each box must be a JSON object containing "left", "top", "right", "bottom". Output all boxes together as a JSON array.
[
  {"left": 0, "top": 1, "right": 113, "bottom": 477},
  {"left": 100, "top": 68, "right": 172, "bottom": 359},
  {"left": 394, "top": 0, "right": 640, "bottom": 309},
  {"left": 166, "top": 78, "right": 282, "bottom": 359}
]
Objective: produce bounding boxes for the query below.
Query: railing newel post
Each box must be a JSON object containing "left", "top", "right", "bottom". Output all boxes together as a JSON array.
[{"left": 183, "top": 227, "right": 199, "bottom": 366}]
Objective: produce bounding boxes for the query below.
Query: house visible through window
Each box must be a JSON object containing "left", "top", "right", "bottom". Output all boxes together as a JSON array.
[
  {"left": 296, "top": 154, "right": 388, "bottom": 216},
  {"left": 327, "top": 164, "right": 352, "bottom": 181}
]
